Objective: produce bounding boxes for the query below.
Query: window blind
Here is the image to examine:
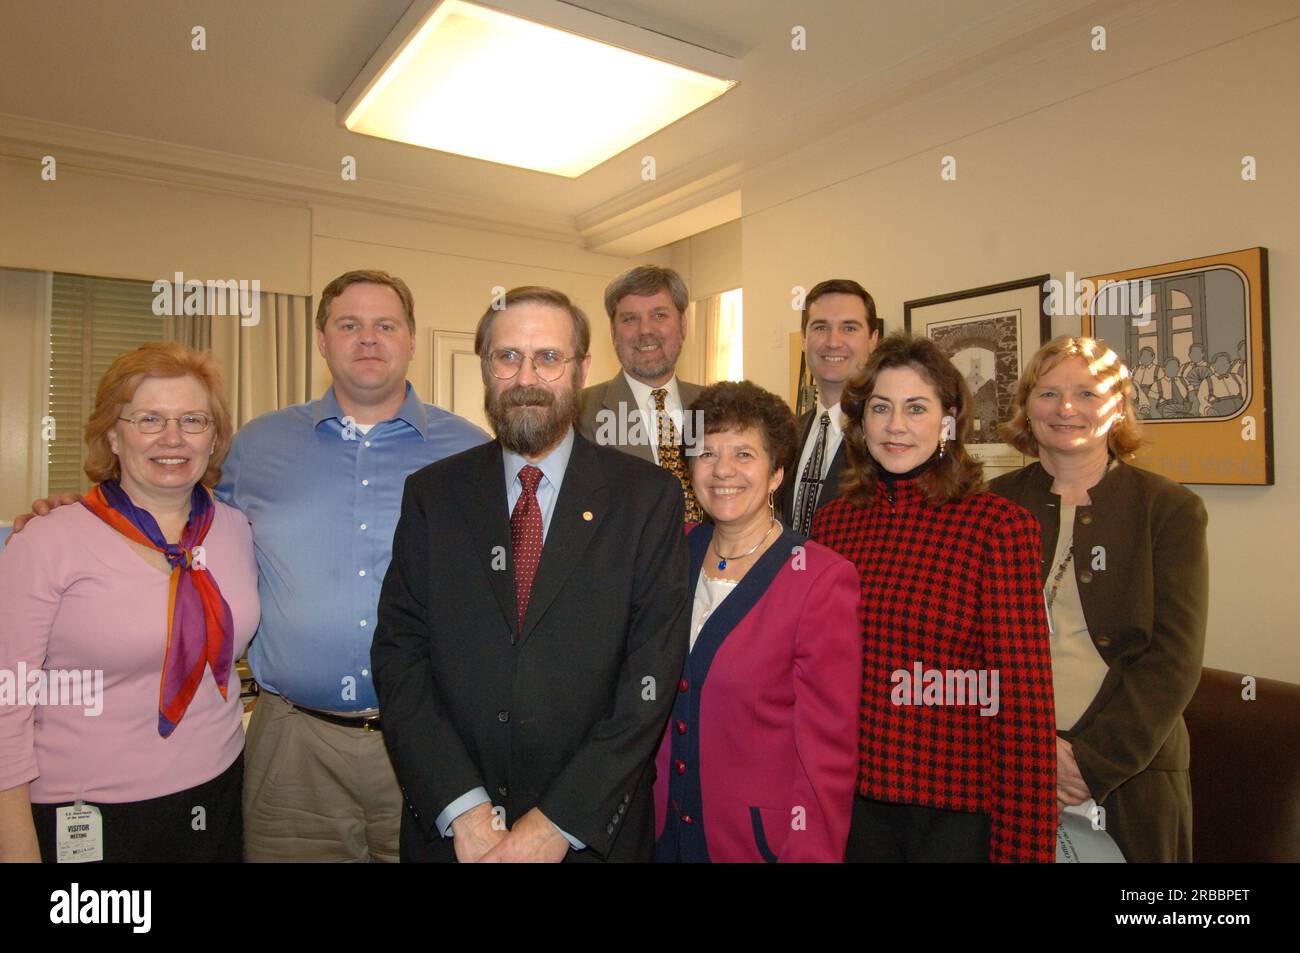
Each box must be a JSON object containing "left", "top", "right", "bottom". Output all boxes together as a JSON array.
[{"left": 47, "top": 275, "right": 164, "bottom": 494}]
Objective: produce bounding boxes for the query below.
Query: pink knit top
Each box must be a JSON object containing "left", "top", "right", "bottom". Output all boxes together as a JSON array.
[{"left": 0, "top": 501, "right": 258, "bottom": 803}]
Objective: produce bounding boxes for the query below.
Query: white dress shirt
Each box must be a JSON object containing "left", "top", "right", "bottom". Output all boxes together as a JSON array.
[{"left": 794, "top": 400, "right": 845, "bottom": 490}]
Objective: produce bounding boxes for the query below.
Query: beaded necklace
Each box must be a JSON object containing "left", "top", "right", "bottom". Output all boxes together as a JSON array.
[{"left": 1045, "top": 540, "right": 1075, "bottom": 614}]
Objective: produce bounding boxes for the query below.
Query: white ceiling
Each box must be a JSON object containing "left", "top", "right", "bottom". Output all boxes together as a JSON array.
[{"left": 0, "top": 0, "right": 1118, "bottom": 250}]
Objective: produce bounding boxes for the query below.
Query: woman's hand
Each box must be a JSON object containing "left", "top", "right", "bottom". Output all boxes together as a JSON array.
[{"left": 1056, "top": 737, "right": 1091, "bottom": 805}]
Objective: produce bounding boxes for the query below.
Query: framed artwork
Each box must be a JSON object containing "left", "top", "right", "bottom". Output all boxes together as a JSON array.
[
  {"left": 1081, "top": 247, "right": 1272, "bottom": 486},
  {"left": 904, "top": 275, "right": 1051, "bottom": 476},
  {"left": 789, "top": 331, "right": 812, "bottom": 412}
]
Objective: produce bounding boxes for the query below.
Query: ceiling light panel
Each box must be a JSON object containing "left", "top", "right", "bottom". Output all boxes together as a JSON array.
[{"left": 338, "top": 0, "right": 738, "bottom": 178}]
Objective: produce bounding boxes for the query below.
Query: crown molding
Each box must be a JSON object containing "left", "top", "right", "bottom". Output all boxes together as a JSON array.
[
  {"left": 0, "top": 113, "right": 585, "bottom": 246},
  {"left": 577, "top": 146, "right": 745, "bottom": 253}
]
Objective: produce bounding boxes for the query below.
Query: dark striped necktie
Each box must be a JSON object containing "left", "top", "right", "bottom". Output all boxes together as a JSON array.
[{"left": 793, "top": 412, "right": 830, "bottom": 534}]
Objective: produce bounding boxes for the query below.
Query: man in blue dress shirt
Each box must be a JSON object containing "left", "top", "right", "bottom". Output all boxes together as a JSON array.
[
  {"left": 7, "top": 270, "right": 486, "bottom": 861},
  {"left": 220, "top": 271, "right": 487, "bottom": 861}
]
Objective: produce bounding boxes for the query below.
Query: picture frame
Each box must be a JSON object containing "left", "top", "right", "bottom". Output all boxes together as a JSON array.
[
  {"left": 1080, "top": 247, "right": 1273, "bottom": 486},
  {"left": 904, "top": 275, "right": 1051, "bottom": 477}
]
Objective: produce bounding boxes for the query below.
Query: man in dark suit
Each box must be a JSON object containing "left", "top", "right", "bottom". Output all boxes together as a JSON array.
[
  {"left": 372, "top": 286, "right": 689, "bottom": 863},
  {"left": 577, "top": 265, "right": 703, "bottom": 521},
  {"left": 781, "top": 279, "right": 883, "bottom": 532}
]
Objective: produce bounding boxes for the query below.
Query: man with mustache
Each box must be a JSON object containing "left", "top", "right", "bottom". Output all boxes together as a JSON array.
[
  {"left": 578, "top": 266, "right": 704, "bottom": 522},
  {"left": 780, "top": 279, "right": 882, "bottom": 532},
  {"left": 373, "top": 286, "right": 689, "bottom": 862}
]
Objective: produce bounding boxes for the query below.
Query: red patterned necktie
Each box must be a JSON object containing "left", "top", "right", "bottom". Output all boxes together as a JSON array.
[{"left": 511, "top": 465, "right": 544, "bottom": 635}]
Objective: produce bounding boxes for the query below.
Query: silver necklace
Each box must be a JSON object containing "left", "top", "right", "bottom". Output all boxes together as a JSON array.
[{"left": 713, "top": 518, "right": 779, "bottom": 570}]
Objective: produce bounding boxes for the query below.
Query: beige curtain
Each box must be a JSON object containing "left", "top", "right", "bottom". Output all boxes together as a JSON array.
[
  {"left": 164, "top": 313, "right": 211, "bottom": 351},
  {"left": 702, "top": 288, "right": 744, "bottom": 383},
  {"left": 696, "top": 295, "right": 721, "bottom": 383},
  {"left": 210, "top": 292, "right": 312, "bottom": 427}
]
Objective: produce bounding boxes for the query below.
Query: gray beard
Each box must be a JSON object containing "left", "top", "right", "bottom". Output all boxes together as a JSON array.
[
  {"left": 616, "top": 336, "right": 677, "bottom": 382},
  {"left": 486, "top": 380, "right": 580, "bottom": 457}
]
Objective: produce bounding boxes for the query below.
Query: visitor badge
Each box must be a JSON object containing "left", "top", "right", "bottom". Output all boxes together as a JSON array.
[{"left": 55, "top": 802, "right": 104, "bottom": 863}]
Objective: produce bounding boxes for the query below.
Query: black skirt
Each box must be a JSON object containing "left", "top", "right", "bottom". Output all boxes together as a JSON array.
[{"left": 31, "top": 752, "right": 243, "bottom": 863}]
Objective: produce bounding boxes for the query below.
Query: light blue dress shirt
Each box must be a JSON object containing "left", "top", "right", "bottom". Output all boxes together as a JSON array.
[
  {"left": 502, "top": 426, "right": 574, "bottom": 543},
  {"left": 216, "top": 383, "right": 488, "bottom": 711},
  {"left": 436, "top": 427, "right": 584, "bottom": 850}
]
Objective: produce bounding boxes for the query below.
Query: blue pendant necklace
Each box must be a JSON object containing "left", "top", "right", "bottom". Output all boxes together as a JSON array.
[{"left": 714, "top": 518, "right": 779, "bottom": 570}]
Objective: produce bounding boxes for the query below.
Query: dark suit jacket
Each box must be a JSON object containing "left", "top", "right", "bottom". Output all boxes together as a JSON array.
[
  {"left": 988, "top": 460, "right": 1208, "bottom": 862},
  {"left": 577, "top": 373, "right": 703, "bottom": 463},
  {"left": 372, "top": 431, "right": 690, "bottom": 862},
  {"left": 779, "top": 407, "right": 848, "bottom": 527}
]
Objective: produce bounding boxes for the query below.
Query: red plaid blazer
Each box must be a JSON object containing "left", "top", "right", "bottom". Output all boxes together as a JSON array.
[{"left": 811, "top": 477, "right": 1056, "bottom": 862}]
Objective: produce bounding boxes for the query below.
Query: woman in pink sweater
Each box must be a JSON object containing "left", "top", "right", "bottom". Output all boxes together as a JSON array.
[{"left": 0, "top": 342, "right": 258, "bottom": 863}]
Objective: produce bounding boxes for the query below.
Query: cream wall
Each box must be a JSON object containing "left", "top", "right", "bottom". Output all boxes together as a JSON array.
[
  {"left": 0, "top": 167, "right": 646, "bottom": 516},
  {"left": 309, "top": 206, "right": 640, "bottom": 401},
  {"left": 738, "top": 7, "right": 1300, "bottom": 681},
  {"left": 0, "top": 156, "right": 311, "bottom": 294}
]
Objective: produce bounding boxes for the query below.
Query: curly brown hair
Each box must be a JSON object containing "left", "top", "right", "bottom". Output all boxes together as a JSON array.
[
  {"left": 839, "top": 333, "right": 984, "bottom": 507},
  {"left": 687, "top": 381, "right": 799, "bottom": 479}
]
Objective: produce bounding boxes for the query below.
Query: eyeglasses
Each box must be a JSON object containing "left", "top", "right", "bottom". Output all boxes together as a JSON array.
[
  {"left": 487, "top": 348, "right": 579, "bottom": 382},
  {"left": 118, "top": 413, "right": 213, "bottom": 434}
]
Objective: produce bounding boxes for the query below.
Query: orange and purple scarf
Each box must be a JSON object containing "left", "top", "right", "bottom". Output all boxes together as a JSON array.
[{"left": 81, "top": 480, "right": 234, "bottom": 737}]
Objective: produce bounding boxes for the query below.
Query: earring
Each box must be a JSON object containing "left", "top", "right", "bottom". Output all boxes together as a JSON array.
[
  {"left": 938, "top": 436, "right": 946, "bottom": 459},
  {"left": 767, "top": 490, "right": 776, "bottom": 521}
]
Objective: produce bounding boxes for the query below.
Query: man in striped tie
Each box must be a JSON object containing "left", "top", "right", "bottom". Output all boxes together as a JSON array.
[
  {"left": 780, "top": 279, "right": 883, "bottom": 533},
  {"left": 577, "top": 266, "right": 704, "bottom": 522}
]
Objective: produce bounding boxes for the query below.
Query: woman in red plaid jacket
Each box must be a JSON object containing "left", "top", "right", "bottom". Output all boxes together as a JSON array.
[{"left": 811, "top": 334, "right": 1057, "bottom": 862}]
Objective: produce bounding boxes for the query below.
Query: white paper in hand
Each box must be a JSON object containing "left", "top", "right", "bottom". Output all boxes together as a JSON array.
[{"left": 1055, "top": 799, "right": 1126, "bottom": 863}]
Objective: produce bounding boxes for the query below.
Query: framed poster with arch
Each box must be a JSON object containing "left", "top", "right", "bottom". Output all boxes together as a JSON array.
[
  {"left": 1080, "top": 247, "right": 1272, "bottom": 485},
  {"left": 904, "top": 275, "right": 1051, "bottom": 478}
]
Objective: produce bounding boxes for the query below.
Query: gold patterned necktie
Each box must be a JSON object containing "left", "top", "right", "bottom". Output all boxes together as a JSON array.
[{"left": 652, "top": 387, "right": 703, "bottom": 523}]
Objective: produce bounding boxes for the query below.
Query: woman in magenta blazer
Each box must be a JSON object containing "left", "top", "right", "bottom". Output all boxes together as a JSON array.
[{"left": 653, "top": 382, "right": 862, "bottom": 862}]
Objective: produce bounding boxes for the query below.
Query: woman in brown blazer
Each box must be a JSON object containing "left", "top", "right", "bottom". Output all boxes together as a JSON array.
[{"left": 989, "top": 336, "right": 1208, "bottom": 862}]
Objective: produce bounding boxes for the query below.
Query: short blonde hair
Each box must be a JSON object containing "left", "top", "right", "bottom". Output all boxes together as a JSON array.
[
  {"left": 1001, "top": 336, "right": 1144, "bottom": 459},
  {"left": 84, "top": 342, "right": 234, "bottom": 488}
]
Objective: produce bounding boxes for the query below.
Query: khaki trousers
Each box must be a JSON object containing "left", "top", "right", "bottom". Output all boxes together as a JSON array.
[{"left": 243, "top": 690, "right": 402, "bottom": 862}]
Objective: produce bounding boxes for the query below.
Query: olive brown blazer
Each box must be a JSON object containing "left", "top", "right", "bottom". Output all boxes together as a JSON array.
[{"left": 989, "top": 459, "right": 1208, "bottom": 861}]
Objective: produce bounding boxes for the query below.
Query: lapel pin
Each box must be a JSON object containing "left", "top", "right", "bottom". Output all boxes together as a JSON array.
[{"left": 583, "top": 511, "right": 594, "bottom": 521}]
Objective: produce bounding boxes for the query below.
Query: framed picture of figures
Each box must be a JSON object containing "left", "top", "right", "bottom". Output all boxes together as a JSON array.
[
  {"left": 904, "top": 275, "right": 1051, "bottom": 478},
  {"left": 1081, "top": 247, "right": 1272, "bottom": 486}
]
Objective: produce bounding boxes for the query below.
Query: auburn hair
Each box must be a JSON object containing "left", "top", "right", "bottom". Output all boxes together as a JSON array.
[{"left": 84, "top": 342, "right": 233, "bottom": 488}]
